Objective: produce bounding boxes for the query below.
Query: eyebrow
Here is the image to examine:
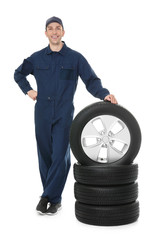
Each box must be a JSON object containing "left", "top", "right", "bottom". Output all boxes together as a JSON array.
[{"left": 47, "top": 25, "right": 61, "bottom": 29}]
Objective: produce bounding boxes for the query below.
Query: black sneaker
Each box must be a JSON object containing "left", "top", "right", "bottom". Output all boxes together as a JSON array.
[
  {"left": 36, "top": 197, "right": 49, "bottom": 214},
  {"left": 46, "top": 202, "right": 62, "bottom": 215}
]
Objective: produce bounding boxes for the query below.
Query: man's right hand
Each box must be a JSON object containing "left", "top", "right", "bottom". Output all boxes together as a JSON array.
[{"left": 27, "top": 90, "right": 37, "bottom": 101}]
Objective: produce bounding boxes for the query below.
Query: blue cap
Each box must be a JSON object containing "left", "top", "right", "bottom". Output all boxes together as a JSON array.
[{"left": 45, "top": 16, "right": 64, "bottom": 30}]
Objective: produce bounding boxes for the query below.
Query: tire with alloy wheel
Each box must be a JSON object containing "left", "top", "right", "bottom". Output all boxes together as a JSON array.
[
  {"left": 75, "top": 201, "right": 139, "bottom": 226},
  {"left": 74, "top": 163, "right": 138, "bottom": 185},
  {"left": 70, "top": 101, "right": 141, "bottom": 165}
]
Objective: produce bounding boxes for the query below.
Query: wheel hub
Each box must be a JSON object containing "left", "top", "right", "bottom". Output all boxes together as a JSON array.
[{"left": 102, "top": 136, "right": 109, "bottom": 144}]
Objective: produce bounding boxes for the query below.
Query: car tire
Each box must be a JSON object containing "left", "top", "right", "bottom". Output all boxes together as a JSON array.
[
  {"left": 73, "top": 163, "right": 138, "bottom": 185},
  {"left": 70, "top": 101, "right": 141, "bottom": 165},
  {"left": 75, "top": 201, "right": 139, "bottom": 226},
  {"left": 74, "top": 182, "right": 138, "bottom": 205}
]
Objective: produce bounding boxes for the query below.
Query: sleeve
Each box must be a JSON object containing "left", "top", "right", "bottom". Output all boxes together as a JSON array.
[
  {"left": 78, "top": 54, "right": 110, "bottom": 100},
  {"left": 14, "top": 56, "right": 34, "bottom": 95}
]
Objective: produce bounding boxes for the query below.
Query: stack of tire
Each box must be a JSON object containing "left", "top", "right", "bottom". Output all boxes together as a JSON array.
[{"left": 70, "top": 101, "right": 141, "bottom": 226}]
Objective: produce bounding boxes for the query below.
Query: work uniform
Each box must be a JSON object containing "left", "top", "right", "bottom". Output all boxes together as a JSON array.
[{"left": 14, "top": 41, "right": 110, "bottom": 204}]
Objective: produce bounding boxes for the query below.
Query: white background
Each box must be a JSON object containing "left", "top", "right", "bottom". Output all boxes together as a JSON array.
[{"left": 0, "top": 0, "right": 163, "bottom": 239}]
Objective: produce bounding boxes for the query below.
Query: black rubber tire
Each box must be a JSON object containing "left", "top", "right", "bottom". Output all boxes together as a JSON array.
[
  {"left": 74, "top": 182, "right": 138, "bottom": 205},
  {"left": 70, "top": 101, "right": 141, "bottom": 165},
  {"left": 74, "top": 163, "right": 138, "bottom": 186},
  {"left": 75, "top": 201, "right": 139, "bottom": 226}
]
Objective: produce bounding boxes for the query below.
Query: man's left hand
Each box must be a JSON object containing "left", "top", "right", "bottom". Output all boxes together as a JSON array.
[{"left": 104, "top": 94, "right": 118, "bottom": 104}]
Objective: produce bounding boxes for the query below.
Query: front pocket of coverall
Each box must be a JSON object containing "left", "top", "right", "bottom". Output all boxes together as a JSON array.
[
  {"left": 35, "top": 65, "right": 50, "bottom": 81},
  {"left": 36, "top": 65, "right": 49, "bottom": 70},
  {"left": 60, "top": 68, "right": 74, "bottom": 80}
]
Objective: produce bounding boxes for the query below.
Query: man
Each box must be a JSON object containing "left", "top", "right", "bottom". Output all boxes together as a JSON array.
[{"left": 14, "top": 16, "right": 118, "bottom": 215}]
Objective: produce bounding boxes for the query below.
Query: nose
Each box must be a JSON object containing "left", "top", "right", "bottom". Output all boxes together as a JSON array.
[{"left": 52, "top": 29, "right": 57, "bottom": 35}]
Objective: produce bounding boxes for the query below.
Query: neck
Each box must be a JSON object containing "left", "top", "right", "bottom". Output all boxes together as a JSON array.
[{"left": 49, "top": 41, "right": 64, "bottom": 52}]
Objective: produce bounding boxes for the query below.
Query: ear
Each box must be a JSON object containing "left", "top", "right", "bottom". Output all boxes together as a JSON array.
[
  {"left": 45, "top": 30, "right": 48, "bottom": 37},
  {"left": 62, "top": 30, "right": 65, "bottom": 37}
]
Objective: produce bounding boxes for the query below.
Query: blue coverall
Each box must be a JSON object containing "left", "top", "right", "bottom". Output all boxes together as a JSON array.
[{"left": 14, "top": 41, "right": 110, "bottom": 204}]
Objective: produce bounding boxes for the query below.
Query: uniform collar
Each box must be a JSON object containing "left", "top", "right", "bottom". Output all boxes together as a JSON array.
[{"left": 46, "top": 41, "right": 68, "bottom": 55}]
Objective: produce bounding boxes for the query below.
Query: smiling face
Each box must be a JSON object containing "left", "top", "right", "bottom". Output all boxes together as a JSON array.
[{"left": 45, "top": 22, "right": 65, "bottom": 45}]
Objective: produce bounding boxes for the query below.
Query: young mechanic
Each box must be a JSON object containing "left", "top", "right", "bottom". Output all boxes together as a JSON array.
[{"left": 14, "top": 16, "right": 118, "bottom": 215}]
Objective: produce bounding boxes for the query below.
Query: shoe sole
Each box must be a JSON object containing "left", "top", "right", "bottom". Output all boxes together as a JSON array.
[
  {"left": 46, "top": 206, "right": 62, "bottom": 215},
  {"left": 36, "top": 210, "right": 47, "bottom": 215}
]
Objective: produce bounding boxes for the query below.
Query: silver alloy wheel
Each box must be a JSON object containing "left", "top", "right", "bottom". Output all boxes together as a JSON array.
[{"left": 81, "top": 115, "right": 131, "bottom": 163}]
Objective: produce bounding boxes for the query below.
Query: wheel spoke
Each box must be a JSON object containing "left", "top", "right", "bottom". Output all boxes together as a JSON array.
[
  {"left": 82, "top": 120, "right": 101, "bottom": 137},
  {"left": 111, "top": 124, "right": 130, "bottom": 145},
  {"left": 107, "top": 144, "right": 123, "bottom": 162},
  {"left": 99, "top": 115, "right": 119, "bottom": 134},
  {"left": 82, "top": 137, "right": 102, "bottom": 148},
  {"left": 82, "top": 141, "right": 103, "bottom": 161}
]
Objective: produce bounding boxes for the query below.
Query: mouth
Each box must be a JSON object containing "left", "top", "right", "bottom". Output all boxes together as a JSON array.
[{"left": 51, "top": 35, "right": 58, "bottom": 40}]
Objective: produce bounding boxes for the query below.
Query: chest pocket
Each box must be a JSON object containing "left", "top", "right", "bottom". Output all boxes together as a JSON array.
[
  {"left": 36, "top": 65, "right": 49, "bottom": 70},
  {"left": 34, "top": 65, "right": 50, "bottom": 80},
  {"left": 60, "top": 66, "right": 74, "bottom": 80}
]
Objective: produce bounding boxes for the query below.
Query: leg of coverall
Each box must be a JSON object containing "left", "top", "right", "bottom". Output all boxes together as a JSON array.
[
  {"left": 34, "top": 100, "right": 53, "bottom": 189},
  {"left": 41, "top": 119, "right": 71, "bottom": 204}
]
